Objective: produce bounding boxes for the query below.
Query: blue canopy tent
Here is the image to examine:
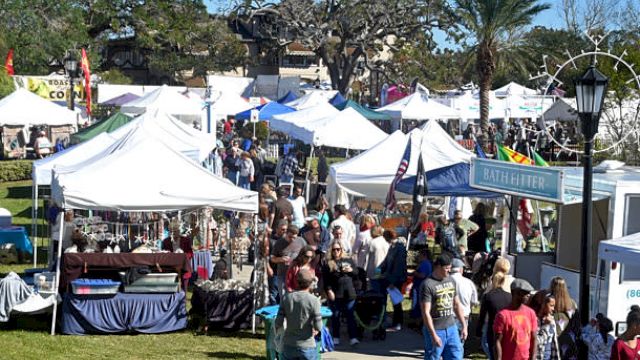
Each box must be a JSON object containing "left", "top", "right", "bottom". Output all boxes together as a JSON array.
[
  {"left": 277, "top": 91, "right": 299, "bottom": 104},
  {"left": 396, "top": 162, "right": 497, "bottom": 198},
  {"left": 329, "top": 93, "right": 347, "bottom": 106},
  {"left": 235, "top": 102, "right": 296, "bottom": 121}
]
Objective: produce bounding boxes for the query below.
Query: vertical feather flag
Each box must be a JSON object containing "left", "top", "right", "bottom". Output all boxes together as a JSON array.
[
  {"left": 80, "top": 49, "right": 91, "bottom": 117},
  {"left": 5, "top": 49, "right": 14, "bottom": 75},
  {"left": 410, "top": 152, "right": 428, "bottom": 229},
  {"left": 385, "top": 137, "right": 412, "bottom": 211}
]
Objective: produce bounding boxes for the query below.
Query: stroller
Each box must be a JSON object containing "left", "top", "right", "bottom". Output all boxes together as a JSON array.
[{"left": 354, "top": 290, "right": 387, "bottom": 340}]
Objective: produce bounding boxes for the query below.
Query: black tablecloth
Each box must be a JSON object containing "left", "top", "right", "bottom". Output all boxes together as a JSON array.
[
  {"left": 190, "top": 286, "right": 254, "bottom": 330},
  {"left": 62, "top": 292, "right": 187, "bottom": 335}
]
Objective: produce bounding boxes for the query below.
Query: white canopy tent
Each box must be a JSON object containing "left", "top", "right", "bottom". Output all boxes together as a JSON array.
[
  {"left": 111, "top": 110, "right": 216, "bottom": 163},
  {"left": 598, "top": 232, "right": 640, "bottom": 265},
  {"left": 120, "top": 85, "right": 206, "bottom": 127},
  {"left": 504, "top": 95, "right": 555, "bottom": 120},
  {"left": 376, "top": 92, "right": 460, "bottom": 121},
  {"left": 327, "top": 120, "right": 474, "bottom": 206},
  {"left": 51, "top": 133, "right": 258, "bottom": 212},
  {"left": 494, "top": 81, "right": 538, "bottom": 97},
  {"left": 208, "top": 91, "right": 253, "bottom": 119},
  {"left": 49, "top": 130, "right": 258, "bottom": 335},
  {"left": 451, "top": 91, "right": 507, "bottom": 121},
  {"left": 0, "top": 88, "right": 78, "bottom": 126},
  {"left": 30, "top": 110, "right": 216, "bottom": 264},
  {"left": 287, "top": 107, "right": 387, "bottom": 150},
  {"left": 285, "top": 90, "right": 338, "bottom": 110},
  {"left": 270, "top": 102, "right": 339, "bottom": 134}
]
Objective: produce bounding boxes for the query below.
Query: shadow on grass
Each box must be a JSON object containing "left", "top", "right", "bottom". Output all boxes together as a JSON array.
[
  {"left": 205, "top": 329, "right": 264, "bottom": 340},
  {"left": 205, "top": 352, "right": 263, "bottom": 360},
  {"left": 6, "top": 186, "right": 33, "bottom": 199}
]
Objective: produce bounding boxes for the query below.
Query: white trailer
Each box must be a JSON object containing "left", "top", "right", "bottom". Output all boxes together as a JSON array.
[{"left": 596, "top": 232, "right": 640, "bottom": 335}]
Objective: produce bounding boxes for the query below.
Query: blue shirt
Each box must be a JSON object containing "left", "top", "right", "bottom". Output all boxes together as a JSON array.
[{"left": 413, "top": 259, "right": 432, "bottom": 289}]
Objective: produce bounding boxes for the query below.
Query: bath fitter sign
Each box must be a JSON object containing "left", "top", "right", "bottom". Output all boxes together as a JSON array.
[{"left": 470, "top": 158, "right": 564, "bottom": 203}]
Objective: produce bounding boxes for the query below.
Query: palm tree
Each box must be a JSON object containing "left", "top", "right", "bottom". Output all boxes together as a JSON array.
[{"left": 455, "top": 0, "right": 551, "bottom": 149}]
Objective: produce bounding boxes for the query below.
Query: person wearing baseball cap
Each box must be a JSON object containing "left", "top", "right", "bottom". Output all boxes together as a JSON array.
[
  {"left": 494, "top": 278, "right": 538, "bottom": 360},
  {"left": 450, "top": 258, "right": 478, "bottom": 341}
]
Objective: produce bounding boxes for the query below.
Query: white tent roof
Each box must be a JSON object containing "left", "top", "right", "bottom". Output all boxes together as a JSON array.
[
  {"left": 542, "top": 97, "right": 577, "bottom": 122},
  {"left": 505, "top": 95, "right": 555, "bottom": 119},
  {"left": 110, "top": 110, "right": 216, "bottom": 163},
  {"left": 0, "top": 88, "right": 78, "bottom": 126},
  {"left": 494, "top": 81, "right": 538, "bottom": 97},
  {"left": 270, "top": 103, "right": 339, "bottom": 134},
  {"left": 32, "top": 133, "right": 117, "bottom": 186},
  {"left": 209, "top": 91, "right": 253, "bottom": 118},
  {"left": 51, "top": 130, "right": 258, "bottom": 212},
  {"left": 376, "top": 92, "right": 460, "bottom": 120},
  {"left": 285, "top": 90, "right": 338, "bottom": 110},
  {"left": 287, "top": 107, "right": 387, "bottom": 150},
  {"left": 598, "top": 232, "right": 640, "bottom": 265},
  {"left": 120, "top": 85, "right": 204, "bottom": 116},
  {"left": 328, "top": 119, "right": 474, "bottom": 201},
  {"left": 452, "top": 91, "right": 506, "bottom": 120}
]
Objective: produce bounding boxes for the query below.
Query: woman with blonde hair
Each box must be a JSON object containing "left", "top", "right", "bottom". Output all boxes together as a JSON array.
[
  {"left": 352, "top": 214, "right": 375, "bottom": 269},
  {"left": 322, "top": 239, "right": 359, "bottom": 345},
  {"left": 476, "top": 271, "right": 512, "bottom": 360},
  {"left": 484, "top": 257, "right": 514, "bottom": 293}
]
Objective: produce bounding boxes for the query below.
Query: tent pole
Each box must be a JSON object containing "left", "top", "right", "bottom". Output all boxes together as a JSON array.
[
  {"left": 33, "top": 183, "right": 38, "bottom": 267},
  {"left": 305, "top": 145, "right": 314, "bottom": 205},
  {"left": 50, "top": 212, "right": 65, "bottom": 335},
  {"left": 227, "top": 220, "right": 232, "bottom": 279},
  {"left": 252, "top": 214, "right": 258, "bottom": 334}
]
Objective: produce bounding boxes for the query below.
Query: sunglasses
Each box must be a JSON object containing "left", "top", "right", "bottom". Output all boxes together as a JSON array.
[
  {"left": 332, "top": 248, "right": 342, "bottom": 251},
  {"left": 304, "top": 253, "right": 314, "bottom": 258}
]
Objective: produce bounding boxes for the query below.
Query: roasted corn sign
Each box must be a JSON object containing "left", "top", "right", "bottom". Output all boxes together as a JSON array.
[{"left": 13, "top": 75, "right": 86, "bottom": 103}]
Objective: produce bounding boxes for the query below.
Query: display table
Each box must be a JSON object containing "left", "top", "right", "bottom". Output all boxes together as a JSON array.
[
  {"left": 191, "top": 286, "right": 253, "bottom": 330},
  {"left": 0, "top": 226, "right": 33, "bottom": 254},
  {"left": 62, "top": 253, "right": 192, "bottom": 291},
  {"left": 61, "top": 292, "right": 187, "bottom": 335}
]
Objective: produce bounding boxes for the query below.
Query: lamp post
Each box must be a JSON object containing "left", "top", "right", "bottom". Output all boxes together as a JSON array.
[
  {"left": 574, "top": 65, "right": 608, "bottom": 326},
  {"left": 63, "top": 52, "right": 79, "bottom": 111}
]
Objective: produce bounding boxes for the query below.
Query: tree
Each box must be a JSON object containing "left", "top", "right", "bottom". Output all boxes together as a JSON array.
[
  {"left": 0, "top": 71, "right": 16, "bottom": 99},
  {"left": 560, "top": 0, "right": 622, "bottom": 34},
  {"left": 454, "top": 0, "right": 551, "bottom": 148},
  {"left": 238, "top": 0, "right": 456, "bottom": 94},
  {"left": 0, "top": 0, "right": 247, "bottom": 83}
]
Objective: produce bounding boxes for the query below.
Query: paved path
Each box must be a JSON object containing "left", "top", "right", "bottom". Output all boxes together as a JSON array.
[{"left": 323, "top": 328, "right": 424, "bottom": 360}]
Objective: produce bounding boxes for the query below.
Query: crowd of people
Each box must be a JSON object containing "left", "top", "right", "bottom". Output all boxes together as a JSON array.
[{"left": 212, "top": 118, "right": 634, "bottom": 360}]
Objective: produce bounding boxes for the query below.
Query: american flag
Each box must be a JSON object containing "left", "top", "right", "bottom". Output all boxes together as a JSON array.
[{"left": 385, "top": 137, "right": 412, "bottom": 211}]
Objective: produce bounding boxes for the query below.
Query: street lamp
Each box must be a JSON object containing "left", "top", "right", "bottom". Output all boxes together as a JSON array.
[
  {"left": 63, "top": 52, "right": 79, "bottom": 111},
  {"left": 574, "top": 65, "right": 608, "bottom": 326}
]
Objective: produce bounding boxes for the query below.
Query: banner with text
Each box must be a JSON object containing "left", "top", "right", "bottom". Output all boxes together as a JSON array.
[{"left": 470, "top": 158, "right": 564, "bottom": 203}]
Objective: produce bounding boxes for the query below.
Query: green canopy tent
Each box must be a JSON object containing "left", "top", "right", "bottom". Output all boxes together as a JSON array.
[
  {"left": 334, "top": 100, "right": 392, "bottom": 121},
  {"left": 70, "top": 112, "right": 133, "bottom": 144}
]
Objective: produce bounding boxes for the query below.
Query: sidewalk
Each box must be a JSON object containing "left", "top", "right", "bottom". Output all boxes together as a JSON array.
[{"left": 322, "top": 328, "right": 424, "bottom": 360}]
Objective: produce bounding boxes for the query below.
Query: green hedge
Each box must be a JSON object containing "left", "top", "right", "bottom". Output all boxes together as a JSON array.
[{"left": 0, "top": 160, "right": 33, "bottom": 182}]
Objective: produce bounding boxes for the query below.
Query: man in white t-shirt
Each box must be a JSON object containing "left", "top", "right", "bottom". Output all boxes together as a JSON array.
[
  {"left": 330, "top": 205, "right": 356, "bottom": 253},
  {"left": 450, "top": 258, "right": 478, "bottom": 340},
  {"left": 288, "top": 186, "right": 307, "bottom": 228}
]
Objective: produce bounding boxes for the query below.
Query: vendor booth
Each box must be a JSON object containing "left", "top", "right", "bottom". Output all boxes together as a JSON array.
[
  {"left": 270, "top": 103, "right": 339, "bottom": 134},
  {"left": 327, "top": 120, "right": 477, "bottom": 206},
  {"left": 48, "top": 126, "right": 259, "bottom": 335}
]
